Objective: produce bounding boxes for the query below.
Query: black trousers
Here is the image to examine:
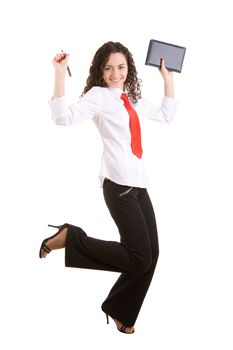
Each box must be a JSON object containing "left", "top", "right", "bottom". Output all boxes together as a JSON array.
[{"left": 65, "top": 179, "right": 159, "bottom": 327}]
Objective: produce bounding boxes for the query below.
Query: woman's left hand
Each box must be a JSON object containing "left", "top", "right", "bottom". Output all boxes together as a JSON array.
[
  {"left": 159, "top": 58, "right": 174, "bottom": 98},
  {"left": 159, "top": 58, "right": 173, "bottom": 82}
]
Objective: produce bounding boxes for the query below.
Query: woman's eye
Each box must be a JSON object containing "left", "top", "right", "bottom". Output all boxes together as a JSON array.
[{"left": 104, "top": 67, "right": 111, "bottom": 71}]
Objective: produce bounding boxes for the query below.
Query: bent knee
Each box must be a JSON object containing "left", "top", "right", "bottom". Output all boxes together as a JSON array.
[
  {"left": 135, "top": 256, "right": 153, "bottom": 273},
  {"left": 135, "top": 250, "right": 159, "bottom": 273}
]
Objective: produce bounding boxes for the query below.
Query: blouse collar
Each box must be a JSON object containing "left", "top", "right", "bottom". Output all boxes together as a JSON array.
[{"left": 108, "top": 87, "right": 128, "bottom": 99}]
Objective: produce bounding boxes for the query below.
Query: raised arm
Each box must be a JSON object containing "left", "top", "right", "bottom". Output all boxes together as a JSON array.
[
  {"left": 52, "top": 52, "right": 69, "bottom": 98},
  {"left": 141, "top": 59, "right": 177, "bottom": 123}
]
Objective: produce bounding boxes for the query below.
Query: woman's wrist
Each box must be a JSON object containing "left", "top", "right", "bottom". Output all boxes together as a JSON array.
[
  {"left": 53, "top": 73, "right": 65, "bottom": 98},
  {"left": 164, "top": 78, "right": 174, "bottom": 98},
  {"left": 54, "top": 70, "right": 66, "bottom": 79}
]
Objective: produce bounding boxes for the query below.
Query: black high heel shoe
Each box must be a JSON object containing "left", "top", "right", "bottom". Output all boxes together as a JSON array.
[
  {"left": 39, "top": 224, "right": 68, "bottom": 258},
  {"left": 105, "top": 314, "right": 135, "bottom": 334}
]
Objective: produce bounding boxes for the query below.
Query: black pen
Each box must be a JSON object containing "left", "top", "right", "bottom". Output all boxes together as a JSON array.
[{"left": 61, "top": 49, "right": 72, "bottom": 77}]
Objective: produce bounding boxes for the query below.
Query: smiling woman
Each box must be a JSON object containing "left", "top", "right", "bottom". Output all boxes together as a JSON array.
[
  {"left": 40, "top": 40, "right": 177, "bottom": 335},
  {"left": 81, "top": 41, "right": 142, "bottom": 102},
  {"left": 103, "top": 53, "right": 128, "bottom": 90}
]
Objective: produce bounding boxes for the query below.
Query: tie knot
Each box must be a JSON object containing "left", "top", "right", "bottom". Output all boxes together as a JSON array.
[{"left": 121, "top": 93, "right": 128, "bottom": 102}]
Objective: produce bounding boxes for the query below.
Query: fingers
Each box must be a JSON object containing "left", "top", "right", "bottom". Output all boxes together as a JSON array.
[
  {"left": 55, "top": 52, "right": 69, "bottom": 63},
  {"left": 52, "top": 51, "right": 71, "bottom": 77},
  {"left": 160, "top": 58, "right": 165, "bottom": 69},
  {"left": 159, "top": 58, "right": 173, "bottom": 81},
  {"left": 160, "top": 58, "right": 169, "bottom": 74}
]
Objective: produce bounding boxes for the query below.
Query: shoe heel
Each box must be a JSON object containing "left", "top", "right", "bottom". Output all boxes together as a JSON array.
[
  {"left": 106, "top": 314, "right": 109, "bottom": 324},
  {"left": 48, "top": 224, "right": 62, "bottom": 229}
]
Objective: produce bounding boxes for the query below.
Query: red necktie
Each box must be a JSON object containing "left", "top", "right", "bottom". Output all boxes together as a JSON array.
[{"left": 121, "top": 93, "right": 143, "bottom": 159}]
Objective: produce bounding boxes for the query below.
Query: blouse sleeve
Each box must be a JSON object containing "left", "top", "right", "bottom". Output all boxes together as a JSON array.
[
  {"left": 141, "top": 96, "right": 178, "bottom": 124},
  {"left": 48, "top": 87, "right": 103, "bottom": 126}
]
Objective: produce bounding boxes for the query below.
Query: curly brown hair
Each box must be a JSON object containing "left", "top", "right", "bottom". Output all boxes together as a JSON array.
[{"left": 81, "top": 41, "right": 142, "bottom": 102}]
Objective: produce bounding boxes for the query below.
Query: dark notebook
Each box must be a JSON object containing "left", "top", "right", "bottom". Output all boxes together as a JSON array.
[{"left": 145, "top": 39, "right": 186, "bottom": 73}]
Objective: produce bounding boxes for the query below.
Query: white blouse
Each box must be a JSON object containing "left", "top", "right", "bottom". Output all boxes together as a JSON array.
[{"left": 49, "top": 87, "right": 178, "bottom": 188}]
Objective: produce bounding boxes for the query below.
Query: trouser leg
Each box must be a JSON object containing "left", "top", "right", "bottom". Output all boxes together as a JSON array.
[
  {"left": 102, "top": 185, "right": 159, "bottom": 327},
  {"left": 65, "top": 181, "right": 152, "bottom": 274},
  {"left": 65, "top": 179, "right": 159, "bottom": 327}
]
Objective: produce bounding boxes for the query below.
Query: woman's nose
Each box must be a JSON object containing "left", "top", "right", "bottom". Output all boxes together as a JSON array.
[{"left": 111, "top": 68, "right": 119, "bottom": 78}]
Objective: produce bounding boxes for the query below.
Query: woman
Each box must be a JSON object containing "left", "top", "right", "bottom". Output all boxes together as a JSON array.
[{"left": 39, "top": 41, "right": 177, "bottom": 334}]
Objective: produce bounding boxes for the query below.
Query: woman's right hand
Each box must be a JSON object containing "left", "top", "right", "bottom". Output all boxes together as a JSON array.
[{"left": 52, "top": 52, "right": 69, "bottom": 76}]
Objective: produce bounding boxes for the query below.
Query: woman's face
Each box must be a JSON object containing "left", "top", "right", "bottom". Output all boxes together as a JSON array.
[{"left": 103, "top": 52, "right": 128, "bottom": 89}]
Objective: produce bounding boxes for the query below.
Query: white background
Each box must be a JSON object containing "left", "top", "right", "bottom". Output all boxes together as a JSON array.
[{"left": 1, "top": 0, "right": 232, "bottom": 349}]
